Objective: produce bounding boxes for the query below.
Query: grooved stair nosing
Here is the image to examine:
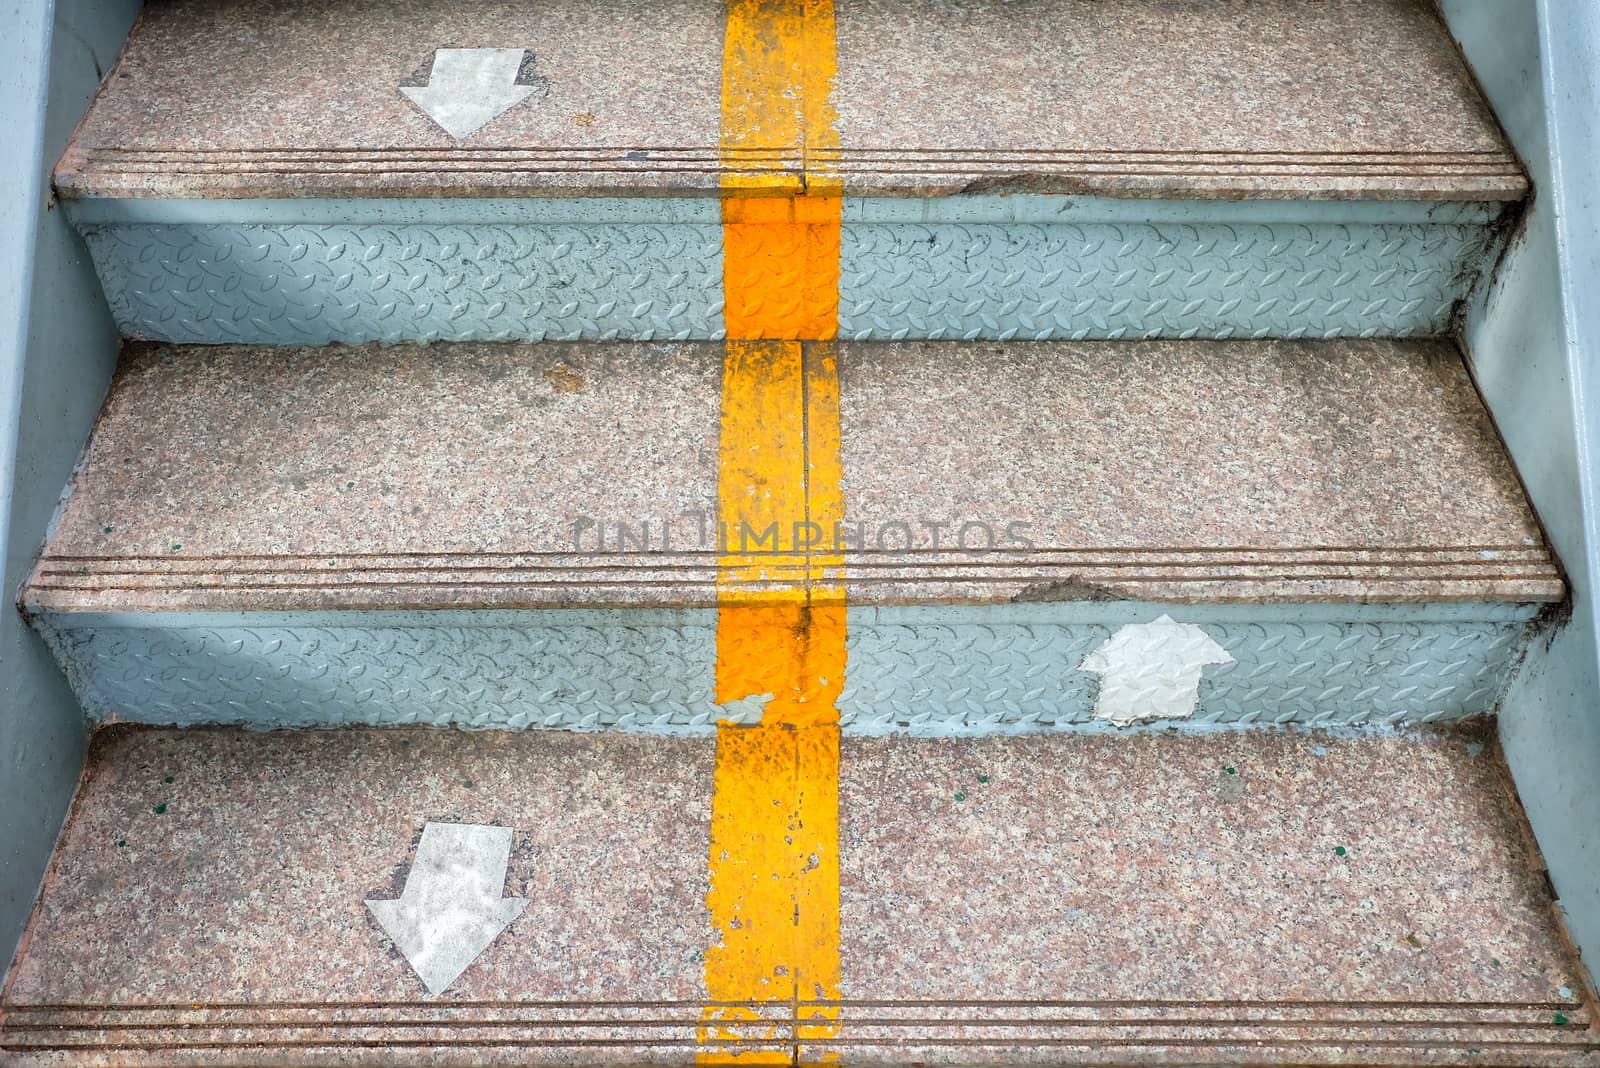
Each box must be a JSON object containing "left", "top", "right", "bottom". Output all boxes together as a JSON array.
[
  {"left": 3, "top": 999, "right": 1596, "bottom": 1060},
  {"left": 23, "top": 545, "right": 1566, "bottom": 613},
  {"left": 56, "top": 145, "right": 1530, "bottom": 201}
]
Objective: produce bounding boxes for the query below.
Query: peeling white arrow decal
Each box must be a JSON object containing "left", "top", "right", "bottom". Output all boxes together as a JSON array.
[
  {"left": 1079, "top": 614, "right": 1234, "bottom": 726},
  {"left": 400, "top": 48, "right": 537, "bottom": 139},
  {"left": 366, "top": 821, "right": 527, "bottom": 996}
]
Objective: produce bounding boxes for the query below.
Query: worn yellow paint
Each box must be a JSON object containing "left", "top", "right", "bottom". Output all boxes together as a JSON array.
[
  {"left": 720, "top": 0, "right": 841, "bottom": 195},
  {"left": 703, "top": 0, "right": 844, "bottom": 1061},
  {"left": 704, "top": 343, "right": 846, "bottom": 1059},
  {"left": 702, "top": 600, "right": 843, "bottom": 1059},
  {"left": 805, "top": 341, "right": 846, "bottom": 598}
]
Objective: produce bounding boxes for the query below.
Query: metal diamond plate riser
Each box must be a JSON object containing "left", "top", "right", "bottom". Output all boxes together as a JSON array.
[
  {"left": 79, "top": 210, "right": 1495, "bottom": 344},
  {"left": 841, "top": 619, "right": 1524, "bottom": 734},
  {"left": 38, "top": 612, "right": 1530, "bottom": 733},
  {"left": 82, "top": 222, "right": 726, "bottom": 345},
  {"left": 838, "top": 221, "right": 1490, "bottom": 340}
]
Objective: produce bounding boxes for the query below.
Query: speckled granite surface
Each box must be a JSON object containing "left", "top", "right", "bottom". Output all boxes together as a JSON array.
[
  {"left": 57, "top": 0, "right": 1522, "bottom": 199},
  {"left": 832, "top": 729, "right": 1591, "bottom": 1063},
  {"left": 831, "top": 338, "right": 1561, "bottom": 605},
  {"left": 57, "top": 0, "right": 735, "bottom": 198},
  {"left": 1, "top": 726, "right": 1594, "bottom": 1065},
  {"left": 29, "top": 341, "right": 732, "bottom": 611},
  {"left": 24, "top": 339, "right": 1561, "bottom": 613},
  {"left": 819, "top": 731, "right": 1600, "bottom": 1064},
  {"left": 829, "top": 0, "right": 1522, "bottom": 198}
]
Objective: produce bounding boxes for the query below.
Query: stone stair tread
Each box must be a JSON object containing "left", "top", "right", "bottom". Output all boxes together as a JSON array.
[
  {"left": 24, "top": 338, "right": 1561, "bottom": 616},
  {"left": 1, "top": 725, "right": 1593, "bottom": 1065},
  {"left": 56, "top": 0, "right": 1523, "bottom": 201}
]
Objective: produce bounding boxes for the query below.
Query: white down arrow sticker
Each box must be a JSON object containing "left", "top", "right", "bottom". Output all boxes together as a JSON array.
[
  {"left": 400, "top": 48, "right": 537, "bottom": 139},
  {"left": 1079, "top": 615, "right": 1234, "bottom": 726},
  {"left": 366, "top": 821, "right": 527, "bottom": 995}
]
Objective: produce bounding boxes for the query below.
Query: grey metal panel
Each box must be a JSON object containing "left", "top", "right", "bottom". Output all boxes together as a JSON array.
[
  {"left": 37, "top": 606, "right": 1533, "bottom": 733},
  {"left": 839, "top": 619, "right": 1525, "bottom": 735},
  {"left": 38, "top": 614, "right": 730, "bottom": 731},
  {"left": 81, "top": 221, "right": 727, "bottom": 345},
  {"left": 1440, "top": 0, "right": 1600, "bottom": 981},
  {"left": 0, "top": 0, "right": 141, "bottom": 985},
  {"left": 838, "top": 219, "right": 1492, "bottom": 340},
  {"left": 73, "top": 199, "right": 1503, "bottom": 345}
]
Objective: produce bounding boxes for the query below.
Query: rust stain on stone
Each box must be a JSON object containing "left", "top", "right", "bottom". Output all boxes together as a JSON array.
[{"left": 542, "top": 364, "right": 586, "bottom": 394}]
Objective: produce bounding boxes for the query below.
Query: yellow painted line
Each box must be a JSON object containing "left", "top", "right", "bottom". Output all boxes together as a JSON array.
[
  {"left": 703, "top": 0, "right": 845, "bottom": 1061},
  {"left": 720, "top": 0, "right": 840, "bottom": 197}
]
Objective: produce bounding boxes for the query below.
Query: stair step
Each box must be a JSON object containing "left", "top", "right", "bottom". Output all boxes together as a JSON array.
[
  {"left": 59, "top": 0, "right": 1524, "bottom": 344},
  {"left": 59, "top": 0, "right": 1519, "bottom": 200},
  {"left": 1, "top": 725, "right": 1593, "bottom": 1065},
  {"left": 25, "top": 338, "right": 1560, "bottom": 731}
]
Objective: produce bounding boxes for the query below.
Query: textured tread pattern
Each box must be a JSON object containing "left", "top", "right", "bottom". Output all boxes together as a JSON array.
[
  {"left": 40, "top": 617, "right": 1528, "bottom": 731},
  {"left": 41, "top": 622, "right": 728, "bottom": 731},
  {"left": 82, "top": 222, "right": 725, "bottom": 345},
  {"left": 839, "top": 620, "right": 1526, "bottom": 733},
  {"left": 840, "top": 220, "right": 1490, "bottom": 339},
  {"left": 81, "top": 218, "right": 1491, "bottom": 344}
]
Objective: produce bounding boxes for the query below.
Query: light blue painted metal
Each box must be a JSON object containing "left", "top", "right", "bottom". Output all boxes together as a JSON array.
[
  {"left": 842, "top": 615, "right": 1528, "bottom": 735},
  {"left": 1440, "top": 0, "right": 1600, "bottom": 983},
  {"left": 37, "top": 613, "right": 728, "bottom": 731},
  {"left": 36, "top": 604, "right": 1539, "bottom": 734},
  {"left": 839, "top": 219, "right": 1490, "bottom": 341},
  {"left": 69, "top": 196, "right": 1507, "bottom": 345},
  {"left": 82, "top": 221, "right": 726, "bottom": 345},
  {"left": 0, "top": 0, "right": 141, "bottom": 983}
]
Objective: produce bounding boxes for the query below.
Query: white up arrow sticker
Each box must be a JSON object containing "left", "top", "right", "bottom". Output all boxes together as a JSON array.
[
  {"left": 366, "top": 821, "right": 527, "bottom": 995},
  {"left": 1079, "top": 614, "right": 1234, "bottom": 726},
  {"left": 400, "top": 48, "right": 537, "bottom": 139}
]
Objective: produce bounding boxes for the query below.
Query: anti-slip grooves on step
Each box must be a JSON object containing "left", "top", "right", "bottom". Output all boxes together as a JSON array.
[
  {"left": 25, "top": 338, "right": 1562, "bottom": 731},
  {"left": 58, "top": 0, "right": 1527, "bottom": 345},
  {"left": 1, "top": 727, "right": 1596, "bottom": 1066}
]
